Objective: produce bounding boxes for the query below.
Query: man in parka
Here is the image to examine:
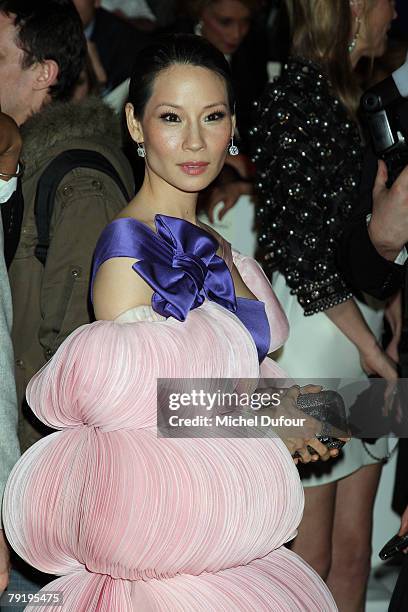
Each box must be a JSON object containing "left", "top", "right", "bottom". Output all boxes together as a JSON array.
[{"left": 0, "top": 0, "right": 134, "bottom": 452}]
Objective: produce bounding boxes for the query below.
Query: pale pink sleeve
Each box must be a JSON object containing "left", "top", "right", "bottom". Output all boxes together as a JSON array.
[{"left": 232, "top": 250, "right": 289, "bottom": 352}]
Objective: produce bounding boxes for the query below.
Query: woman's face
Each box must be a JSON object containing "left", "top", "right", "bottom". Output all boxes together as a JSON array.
[
  {"left": 127, "top": 64, "right": 234, "bottom": 193},
  {"left": 200, "top": 0, "right": 252, "bottom": 55},
  {"left": 361, "top": 0, "right": 397, "bottom": 57}
]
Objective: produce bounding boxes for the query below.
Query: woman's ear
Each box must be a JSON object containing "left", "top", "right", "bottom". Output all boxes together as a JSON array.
[{"left": 125, "top": 103, "right": 144, "bottom": 143}]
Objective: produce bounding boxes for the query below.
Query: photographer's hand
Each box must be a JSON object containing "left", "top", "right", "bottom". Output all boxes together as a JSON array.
[{"left": 368, "top": 160, "right": 408, "bottom": 262}]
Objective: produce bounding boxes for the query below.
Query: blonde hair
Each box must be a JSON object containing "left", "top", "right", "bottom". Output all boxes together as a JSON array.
[{"left": 284, "top": 0, "right": 375, "bottom": 118}]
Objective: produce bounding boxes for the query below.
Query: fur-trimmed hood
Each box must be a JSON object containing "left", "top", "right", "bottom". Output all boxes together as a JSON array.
[{"left": 21, "top": 97, "right": 123, "bottom": 178}]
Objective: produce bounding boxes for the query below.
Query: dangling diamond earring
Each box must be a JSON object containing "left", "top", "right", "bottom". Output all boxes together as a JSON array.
[
  {"left": 228, "top": 137, "right": 239, "bottom": 156},
  {"left": 348, "top": 16, "right": 361, "bottom": 53},
  {"left": 137, "top": 143, "right": 145, "bottom": 158}
]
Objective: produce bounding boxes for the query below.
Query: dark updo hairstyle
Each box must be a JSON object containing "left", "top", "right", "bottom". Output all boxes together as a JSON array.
[{"left": 128, "top": 33, "right": 235, "bottom": 119}]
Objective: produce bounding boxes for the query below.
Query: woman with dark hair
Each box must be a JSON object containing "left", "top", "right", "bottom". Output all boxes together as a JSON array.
[
  {"left": 3, "top": 34, "right": 337, "bottom": 610},
  {"left": 252, "top": 1, "right": 397, "bottom": 610}
]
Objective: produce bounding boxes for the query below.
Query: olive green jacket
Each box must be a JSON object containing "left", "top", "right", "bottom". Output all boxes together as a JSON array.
[{"left": 9, "top": 97, "right": 134, "bottom": 451}]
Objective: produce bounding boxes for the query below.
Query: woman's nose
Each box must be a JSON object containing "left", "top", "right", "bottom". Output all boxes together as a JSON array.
[{"left": 183, "top": 124, "right": 205, "bottom": 151}]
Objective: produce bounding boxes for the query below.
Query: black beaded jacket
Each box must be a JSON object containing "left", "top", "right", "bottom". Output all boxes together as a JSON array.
[{"left": 251, "top": 57, "right": 362, "bottom": 315}]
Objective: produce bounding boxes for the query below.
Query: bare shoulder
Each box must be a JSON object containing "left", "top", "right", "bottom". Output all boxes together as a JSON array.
[
  {"left": 114, "top": 200, "right": 156, "bottom": 229},
  {"left": 93, "top": 256, "right": 153, "bottom": 321}
]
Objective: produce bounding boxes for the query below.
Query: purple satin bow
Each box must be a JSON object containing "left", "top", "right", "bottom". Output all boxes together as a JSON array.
[
  {"left": 91, "top": 214, "right": 237, "bottom": 322},
  {"left": 134, "top": 215, "right": 237, "bottom": 321}
]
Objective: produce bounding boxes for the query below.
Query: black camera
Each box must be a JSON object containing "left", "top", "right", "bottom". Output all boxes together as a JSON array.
[{"left": 361, "top": 64, "right": 408, "bottom": 185}]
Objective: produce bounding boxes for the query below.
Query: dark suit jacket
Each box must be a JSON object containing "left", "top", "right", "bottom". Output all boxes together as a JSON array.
[
  {"left": 337, "top": 96, "right": 408, "bottom": 301},
  {"left": 91, "top": 8, "right": 151, "bottom": 92},
  {"left": 336, "top": 145, "right": 404, "bottom": 301}
]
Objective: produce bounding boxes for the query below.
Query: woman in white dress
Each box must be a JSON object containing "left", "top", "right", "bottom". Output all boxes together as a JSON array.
[{"left": 252, "top": 1, "right": 398, "bottom": 610}]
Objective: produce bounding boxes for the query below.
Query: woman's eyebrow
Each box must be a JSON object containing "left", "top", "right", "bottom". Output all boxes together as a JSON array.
[
  {"left": 154, "top": 103, "right": 183, "bottom": 110},
  {"left": 203, "top": 102, "right": 228, "bottom": 109},
  {"left": 154, "top": 102, "right": 228, "bottom": 110}
]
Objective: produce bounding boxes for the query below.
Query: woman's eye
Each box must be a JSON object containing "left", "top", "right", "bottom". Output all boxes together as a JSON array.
[
  {"left": 159, "top": 113, "right": 181, "bottom": 123},
  {"left": 205, "top": 111, "right": 226, "bottom": 122}
]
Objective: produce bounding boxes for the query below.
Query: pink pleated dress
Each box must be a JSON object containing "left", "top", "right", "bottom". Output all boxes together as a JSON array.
[{"left": 3, "top": 215, "right": 337, "bottom": 611}]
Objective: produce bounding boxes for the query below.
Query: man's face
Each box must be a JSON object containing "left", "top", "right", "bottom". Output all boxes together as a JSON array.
[
  {"left": 72, "top": 0, "right": 99, "bottom": 28},
  {"left": 0, "top": 12, "right": 40, "bottom": 125}
]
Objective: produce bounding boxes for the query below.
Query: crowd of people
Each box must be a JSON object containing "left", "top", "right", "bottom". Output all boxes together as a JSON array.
[{"left": 0, "top": 0, "right": 407, "bottom": 611}]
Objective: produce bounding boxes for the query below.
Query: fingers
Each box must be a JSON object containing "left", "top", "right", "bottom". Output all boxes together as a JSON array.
[
  {"left": 299, "top": 384, "right": 322, "bottom": 394},
  {"left": 305, "top": 438, "right": 331, "bottom": 461},
  {"left": 384, "top": 380, "right": 398, "bottom": 417},
  {"left": 286, "top": 385, "right": 301, "bottom": 401},
  {"left": 373, "top": 159, "right": 388, "bottom": 199},
  {"left": 284, "top": 437, "right": 313, "bottom": 463},
  {"left": 392, "top": 163, "right": 408, "bottom": 194},
  {"left": 294, "top": 444, "right": 314, "bottom": 463},
  {"left": 206, "top": 197, "right": 220, "bottom": 224},
  {"left": 205, "top": 189, "right": 224, "bottom": 223},
  {"left": 218, "top": 200, "right": 230, "bottom": 221},
  {"left": 219, "top": 194, "right": 238, "bottom": 220}
]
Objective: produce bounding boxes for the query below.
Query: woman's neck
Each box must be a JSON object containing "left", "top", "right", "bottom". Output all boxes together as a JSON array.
[{"left": 130, "top": 172, "right": 199, "bottom": 224}]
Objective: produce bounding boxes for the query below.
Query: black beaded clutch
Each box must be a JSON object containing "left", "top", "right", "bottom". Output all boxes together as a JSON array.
[{"left": 296, "top": 390, "right": 348, "bottom": 452}]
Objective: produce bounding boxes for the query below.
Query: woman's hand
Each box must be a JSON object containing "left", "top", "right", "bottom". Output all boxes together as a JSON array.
[
  {"left": 359, "top": 342, "right": 398, "bottom": 380},
  {"left": 283, "top": 436, "right": 333, "bottom": 464},
  {"left": 205, "top": 180, "right": 253, "bottom": 223},
  {"left": 360, "top": 342, "right": 399, "bottom": 418},
  {"left": 259, "top": 385, "right": 348, "bottom": 464},
  {"left": 225, "top": 154, "right": 255, "bottom": 180}
]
